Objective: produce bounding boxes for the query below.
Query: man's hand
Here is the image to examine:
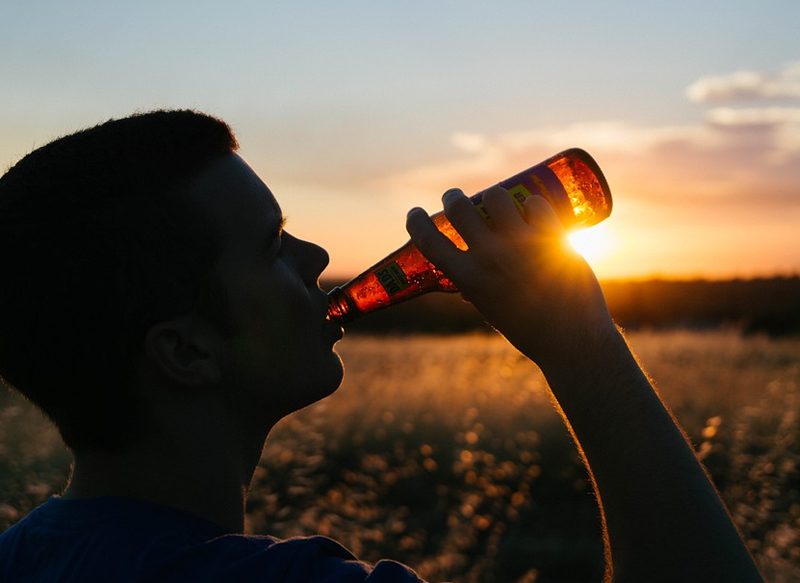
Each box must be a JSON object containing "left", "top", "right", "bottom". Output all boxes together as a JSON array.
[
  {"left": 406, "top": 186, "right": 763, "bottom": 582},
  {"left": 406, "top": 186, "right": 616, "bottom": 369}
]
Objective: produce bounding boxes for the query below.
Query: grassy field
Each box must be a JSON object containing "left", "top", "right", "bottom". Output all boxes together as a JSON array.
[{"left": 1, "top": 330, "right": 799, "bottom": 582}]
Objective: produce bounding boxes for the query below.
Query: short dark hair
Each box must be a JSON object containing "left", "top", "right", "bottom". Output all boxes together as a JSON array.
[{"left": 0, "top": 110, "right": 238, "bottom": 452}]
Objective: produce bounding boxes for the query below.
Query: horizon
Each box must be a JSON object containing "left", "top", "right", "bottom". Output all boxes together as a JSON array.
[
  {"left": 321, "top": 272, "right": 800, "bottom": 285},
  {"left": 2, "top": 1, "right": 799, "bottom": 280}
]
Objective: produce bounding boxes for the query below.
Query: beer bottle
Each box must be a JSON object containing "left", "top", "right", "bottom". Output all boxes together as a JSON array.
[{"left": 327, "top": 148, "right": 612, "bottom": 323}]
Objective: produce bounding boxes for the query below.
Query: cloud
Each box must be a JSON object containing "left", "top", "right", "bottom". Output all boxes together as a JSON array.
[
  {"left": 681, "top": 63, "right": 800, "bottom": 164},
  {"left": 354, "top": 61, "right": 800, "bottom": 277},
  {"left": 450, "top": 132, "right": 488, "bottom": 153},
  {"left": 705, "top": 107, "right": 800, "bottom": 164},
  {"left": 351, "top": 63, "right": 800, "bottom": 278},
  {"left": 374, "top": 108, "right": 800, "bottom": 211},
  {"left": 686, "top": 62, "right": 800, "bottom": 103},
  {"left": 377, "top": 62, "right": 800, "bottom": 208},
  {"left": 370, "top": 113, "right": 800, "bottom": 278},
  {"left": 707, "top": 106, "right": 800, "bottom": 126},
  {"left": 375, "top": 121, "right": 720, "bottom": 199}
]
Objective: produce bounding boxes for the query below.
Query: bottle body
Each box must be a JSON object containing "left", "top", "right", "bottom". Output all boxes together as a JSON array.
[{"left": 327, "top": 148, "right": 612, "bottom": 323}]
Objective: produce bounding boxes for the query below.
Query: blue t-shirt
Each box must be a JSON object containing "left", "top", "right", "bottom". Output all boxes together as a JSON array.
[{"left": 0, "top": 497, "right": 427, "bottom": 582}]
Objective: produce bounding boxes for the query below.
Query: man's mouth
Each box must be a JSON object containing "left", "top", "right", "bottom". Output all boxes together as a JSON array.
[
  {"left": 319, "top": 292, "right": 344, "bottom": 341},
  {"left": 323, "top": 317, "right": 344, "bottom": 342}
]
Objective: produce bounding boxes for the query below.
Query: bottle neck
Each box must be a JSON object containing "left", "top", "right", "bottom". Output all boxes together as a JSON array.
[{"left": 326, "top": 286, "right": 356, "bottom": 323}]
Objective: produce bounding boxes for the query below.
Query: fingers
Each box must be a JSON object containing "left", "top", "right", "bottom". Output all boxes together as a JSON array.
[
  {"left": 522, "top": 194, "right": 565, "bottom": 239},
  {"left": 406, "top": 206, "right": 466, "bottom": 275},
  {"left": 440, "top": 188, "right": 489, "bottom": 250},
  {"left": 481, "top": 187, "right": 566, "bottom": 258},
  {"left": 480, "top": 186, "right": 528, "bottom": 234},
  {"left": 477, "top": 186, "right": 564, "bottom": 242},
  {"left": 406, "top": 187, "right": 568, "bottom": 284}
]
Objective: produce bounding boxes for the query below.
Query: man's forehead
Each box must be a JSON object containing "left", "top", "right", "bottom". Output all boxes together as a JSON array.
[
  {"left": 192, "top": 153, "right": 281, "bottom": 223},
  {"left": 266, "top": 188, "right": 282, "bottom": 218}
]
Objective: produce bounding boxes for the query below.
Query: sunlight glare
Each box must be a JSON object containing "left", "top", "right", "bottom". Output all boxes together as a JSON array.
[{"left": 568, "top": 223, "right": 615, "bottom": 265}]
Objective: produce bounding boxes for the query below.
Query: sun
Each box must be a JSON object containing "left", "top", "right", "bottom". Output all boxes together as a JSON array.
[{"left": 567, "top": 223, "right": 615, "bottom": 265}]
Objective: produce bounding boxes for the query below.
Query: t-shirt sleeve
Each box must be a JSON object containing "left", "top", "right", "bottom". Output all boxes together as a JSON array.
[
  {"left": 288, "top": 536, "right": 428, "bottom": 583},
  {"left": 363, "top": 559, "right": 428, "bottom": 582},
  {"left": 207, "top": 534, "right": 430, "bottom": 583}
]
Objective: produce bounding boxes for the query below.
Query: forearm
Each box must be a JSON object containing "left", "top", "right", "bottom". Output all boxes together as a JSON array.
[
  {"left": 538, "top": 326, "right": 762, "bottom": 582},
  {"left": 406, "top": 188, "right": 763, "bottom": 580}
]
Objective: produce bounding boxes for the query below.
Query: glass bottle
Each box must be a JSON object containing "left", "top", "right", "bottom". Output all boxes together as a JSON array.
[{"left": 327, "top": 148, "right": 612, "bottom": 323}]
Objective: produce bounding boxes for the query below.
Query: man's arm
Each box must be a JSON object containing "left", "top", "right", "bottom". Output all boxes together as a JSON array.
[{"left": 406, "top": 187, "right": 763, "bottom": 582}]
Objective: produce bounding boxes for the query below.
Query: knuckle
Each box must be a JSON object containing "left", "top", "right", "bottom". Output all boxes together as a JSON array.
[
  {"left": 524, "top": 195, "right": 555, "bottom": 217},
  {"left": 482, "top": 185, "right": 508, "bottom": 204},
  {"left": 444, "top": 194, "right": 471, "bottom": 216},
  {"left": 442, "top": 187, "right": 465, "bottom": 203},
  {"left": 415, "top": 229, "right": 437, "bottom": 250}
]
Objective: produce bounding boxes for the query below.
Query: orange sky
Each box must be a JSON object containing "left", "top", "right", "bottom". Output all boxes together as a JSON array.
[{"left": 274, "top": 106, "right": 800, "bottom": 280}]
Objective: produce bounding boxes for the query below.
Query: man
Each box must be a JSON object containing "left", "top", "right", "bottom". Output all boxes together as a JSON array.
[{"left": 0, "top": 110, "right": 761, "bottom": 581}]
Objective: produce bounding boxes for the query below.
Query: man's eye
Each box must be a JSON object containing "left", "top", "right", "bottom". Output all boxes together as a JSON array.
[
  {"left": 266, "top": 237, "right": 281, "bottom": 258},
  {"left": 263, "top": 236, "right": 281, "bottom": 262},
  {"left": 265, "top": 218, "right": 287, "bottom": 259}
]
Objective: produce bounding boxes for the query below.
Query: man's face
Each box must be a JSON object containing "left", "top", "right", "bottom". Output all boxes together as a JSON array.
[{"left": 192, "top": 154, "right": 344, "bottom": 419}]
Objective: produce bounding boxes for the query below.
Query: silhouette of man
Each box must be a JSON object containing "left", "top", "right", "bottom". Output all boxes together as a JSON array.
[{"left": 0, "top": 111, "right": 762, "bottom": 581}]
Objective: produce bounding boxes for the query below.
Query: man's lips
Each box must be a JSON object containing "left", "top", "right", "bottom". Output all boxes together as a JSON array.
[
  {"left": 323, "top": 316, "right": 344, "bottom": 341},
  {"left": 319, "top": 291, "right": 344, "bottom": 340},
  {"left": 318, "top": 291, "right": 333, "bottom": 321}
]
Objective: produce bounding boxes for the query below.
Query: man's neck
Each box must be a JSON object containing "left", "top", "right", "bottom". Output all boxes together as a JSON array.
[{"left": 63, "top": 413, "right": 271, "bottom": 533}]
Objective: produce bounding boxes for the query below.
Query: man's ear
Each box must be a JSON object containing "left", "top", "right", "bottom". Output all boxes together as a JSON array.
[{"left": 144, "top": 316, "right": 222, "bottom": 388}]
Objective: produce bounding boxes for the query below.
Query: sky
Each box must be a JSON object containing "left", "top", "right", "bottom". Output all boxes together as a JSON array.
[{"left": 1, "top": 0, "right": 799, "bottom": 280}]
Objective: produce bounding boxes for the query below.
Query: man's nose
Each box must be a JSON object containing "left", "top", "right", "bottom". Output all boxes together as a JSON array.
[{"left": 288, "top": 234, "right": 330, "bottom": 285}]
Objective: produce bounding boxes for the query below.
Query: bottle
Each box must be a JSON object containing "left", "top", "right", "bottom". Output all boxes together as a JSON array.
[{"left": 327, "top": 148, "right": 612, "bottom": 323}]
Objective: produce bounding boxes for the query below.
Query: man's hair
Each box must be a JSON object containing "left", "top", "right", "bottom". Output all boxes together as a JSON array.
[{"left": 0, "top": 110, "right": 238, "bottom": 452}]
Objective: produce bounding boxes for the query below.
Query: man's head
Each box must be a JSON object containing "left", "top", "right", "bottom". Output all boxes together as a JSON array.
[
  {"left": 0, "top": 110, "right": 342, "bottom": 453},
  {"left": 176, "top": 153, "right": 343, "bottom": 430}
]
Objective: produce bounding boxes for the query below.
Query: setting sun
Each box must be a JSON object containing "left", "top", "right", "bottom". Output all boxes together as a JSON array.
[{"left": 568, "top": 223, "right": 615, "bottom": 265}]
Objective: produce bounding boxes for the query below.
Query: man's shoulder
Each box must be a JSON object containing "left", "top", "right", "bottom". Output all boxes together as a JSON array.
[
  {"left": 202, "top": 534, "right": 425, "bottom": 582},
  {"left": 0, "top": 498, "right": 426, "bottom": 582}
]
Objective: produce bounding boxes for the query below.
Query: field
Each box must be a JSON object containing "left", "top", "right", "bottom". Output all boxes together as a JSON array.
[{"left": 1, "top": 330, "right": 799, "bottom": 582}]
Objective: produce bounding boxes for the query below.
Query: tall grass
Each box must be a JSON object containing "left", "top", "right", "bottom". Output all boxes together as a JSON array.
[{"left": 1, "top": 331, "right": 798, "bottom": 582}]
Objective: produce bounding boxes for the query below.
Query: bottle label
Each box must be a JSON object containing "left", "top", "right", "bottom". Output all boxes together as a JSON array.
[
  {"left": 471, "top": 163, "right": 572, "bottom": 224},
  {"left": 375, "top": 262, "right": 409, "bottom": 296},
  {"left": 474, "top": 183, "right": 532, "bottom": 220}
]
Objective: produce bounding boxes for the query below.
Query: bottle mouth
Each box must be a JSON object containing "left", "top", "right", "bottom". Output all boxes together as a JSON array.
[
  {"left": 548, "top": 148, "right": 613, "bottom": 228},
  {"left": 326, "top": 286, "right": 354, "bottom": 323}
]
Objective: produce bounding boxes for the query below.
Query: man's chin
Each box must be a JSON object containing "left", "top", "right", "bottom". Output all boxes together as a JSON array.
[
  {"left": 283, "top": 357, "right": 344, "bottom": 415},
  {"left": 314, "top": 357, "right": 345, "bottom": 401}
]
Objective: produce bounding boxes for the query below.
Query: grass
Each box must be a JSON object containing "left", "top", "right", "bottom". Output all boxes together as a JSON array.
[{"left": 1, "top": 330, "right": 799, "bottom": 582}]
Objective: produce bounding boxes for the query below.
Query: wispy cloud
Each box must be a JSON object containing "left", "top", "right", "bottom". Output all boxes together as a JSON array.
[
  {"left": 376, "top": 118, "right": 799, "bottom": 207},
  {"left": 707, "top": 106, "right": 800, "bottom": 126},
  {"left": 686, "top": 62, "right": 800, "bottom": 103},
  {"left": 372, "top": 104, "right": 800, "bottom": 277},
  {"left": 688, "top": 63, "right": 800, "bottom": 164},
  {"left": 376, "top": 62, "right": 800, "bottom": 210}
]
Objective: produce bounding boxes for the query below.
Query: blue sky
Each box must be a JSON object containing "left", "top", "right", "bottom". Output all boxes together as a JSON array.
[{"left": 2, "top": 1, "right": 799, "bottom": 278}]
